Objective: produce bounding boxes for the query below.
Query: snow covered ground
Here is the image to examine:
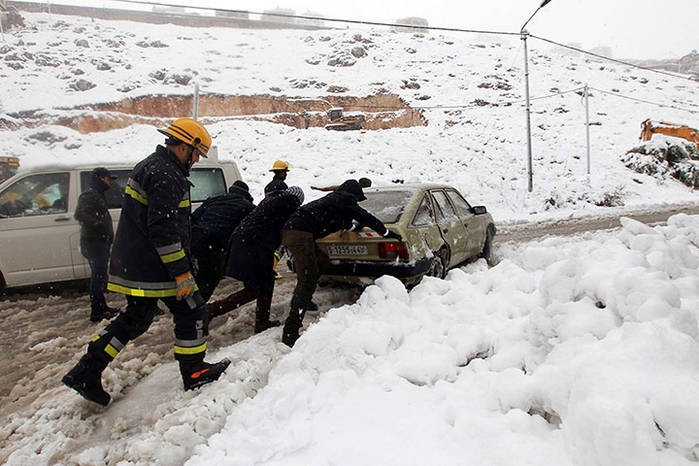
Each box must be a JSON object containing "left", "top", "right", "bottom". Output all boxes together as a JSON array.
[{"left": 1, "top": 10, "right": 699, "bottom": 466}]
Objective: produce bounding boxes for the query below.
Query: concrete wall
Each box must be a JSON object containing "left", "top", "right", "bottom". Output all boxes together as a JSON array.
[{"left": 9, "top": 1, "right": 329, "bottom": 31}]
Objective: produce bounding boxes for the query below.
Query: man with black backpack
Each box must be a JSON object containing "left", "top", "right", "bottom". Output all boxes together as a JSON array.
[{"left": 190, "top": 180, "right": 255, "bottom": 303}]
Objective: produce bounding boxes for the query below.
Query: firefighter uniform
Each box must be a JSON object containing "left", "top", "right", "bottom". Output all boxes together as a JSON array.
[
  {"left": 62, "top": 118, "right": 230, "bottom": 405},
  {"left": 98, "top": 145, "right": 206, "bottom": 369}
]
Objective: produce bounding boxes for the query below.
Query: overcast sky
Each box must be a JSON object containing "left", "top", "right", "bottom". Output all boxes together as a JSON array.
[{"left": 47, "top": 0, "right": 696, "bottom": 59}]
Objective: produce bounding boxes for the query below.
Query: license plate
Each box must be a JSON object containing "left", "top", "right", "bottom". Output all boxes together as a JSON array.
[{"left": 327, "top": 245, "right": 368, "bottom": 255}]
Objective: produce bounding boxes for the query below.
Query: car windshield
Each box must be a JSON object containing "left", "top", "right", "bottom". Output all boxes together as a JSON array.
[{"left": 361, "top": 189, "right": 415, "bottom": 224}]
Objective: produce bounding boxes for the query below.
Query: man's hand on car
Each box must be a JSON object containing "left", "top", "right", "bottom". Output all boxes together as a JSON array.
[{"left": 384, "top": 229, "right": 402, "bottom": 241}]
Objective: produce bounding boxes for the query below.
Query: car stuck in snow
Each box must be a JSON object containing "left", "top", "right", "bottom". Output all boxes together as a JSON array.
[{"left": 315, "top": 183, "right": 496, "bottom": 286}]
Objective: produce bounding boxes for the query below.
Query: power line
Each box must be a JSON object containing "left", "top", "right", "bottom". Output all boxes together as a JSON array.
[
  {"left": 530, "top": 35, "right": 697, "bottom": 83},
  {"left": 101, "top": 0, "right": 698, "bottom": 85},
  {"left": 589, "top": 87, "right": 699, "bottom": 115}
]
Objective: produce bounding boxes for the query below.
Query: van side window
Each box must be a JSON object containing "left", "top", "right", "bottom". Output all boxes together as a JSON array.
[
  {"left": 80, "top": 170, "right": 130, "bottom": 209},
  {"left": 0, "top": 173, "right": 70, "bottom": 217},
  {"left": 189, "top": 168, "right": 227, "bottom": 203}
]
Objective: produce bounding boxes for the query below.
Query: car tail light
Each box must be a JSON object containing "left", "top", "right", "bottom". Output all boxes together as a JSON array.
[{"left": 378, "top": 241, "right": 409, "bottom": 260}]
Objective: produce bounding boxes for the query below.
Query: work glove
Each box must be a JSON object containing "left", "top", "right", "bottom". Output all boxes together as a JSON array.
[
  {"left": 384, "top": 229, "right": 402, "bottom": 242},
  {"left": 175, "top": 271, "right": 196, "bottom": 301}
]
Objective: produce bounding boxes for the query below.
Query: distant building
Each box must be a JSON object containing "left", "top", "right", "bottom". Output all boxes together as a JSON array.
[
  {"left": 261, "top": 7, "right": 296, "bottom": 24},
  {"left": 215, "top": 9, "right": 249, "bottom": 20},
  {"left": 393, "top": 17, "right": 429, "bottom": 33},
  {"left": 590, "top": 46, "right": 613, "bottom": 58},
  {"left": 296, "top": 10, "right": 324, "bottom": 27},
  {"left": 152, "top": 6, "right": 185, "bottom": 15}
]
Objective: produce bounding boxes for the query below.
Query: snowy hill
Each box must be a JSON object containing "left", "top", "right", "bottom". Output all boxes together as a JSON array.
[{"left": 2, "top": 11, "right": 698, "bottom": 223}]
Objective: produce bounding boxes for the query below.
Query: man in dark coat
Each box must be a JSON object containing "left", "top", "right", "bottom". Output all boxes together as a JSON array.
[
  {"left": 281, "top": 179, "right": 402, "bottom": 347},
  {"left": 264, "top": 160, "right": 292, "bottom": 278},
  {"left": 74, "top": 167, "right": 120, "bottom": 322},
  {"left": 191, "top": 180, "right": 255, "bottom": 303},
  {"left": 264, "top": 159, "right": 291, "bottom": 197},
  {"left": 207, "top": 186, "right": 304, "bottom": 334},
  {"left": 62, "top": 118, "right": 230, "bottom": 406}
]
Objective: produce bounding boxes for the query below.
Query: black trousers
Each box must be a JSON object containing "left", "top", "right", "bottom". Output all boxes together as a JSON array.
[
  {"left": 80, "top": 238, "right": 111, "bottom": 316},
  {"left": 191, "top": 229, "right": 227, "bottom": 303},
  {"left": 87, "top": 293, "right": 207, "bottom": 370}
]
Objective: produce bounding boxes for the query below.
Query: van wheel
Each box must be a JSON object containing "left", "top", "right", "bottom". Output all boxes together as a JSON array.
[{"left": 426, "top": 249, "right": 447, "bottom": 279}]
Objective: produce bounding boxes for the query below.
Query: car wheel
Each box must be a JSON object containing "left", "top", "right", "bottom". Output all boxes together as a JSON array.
[
  {"left": 479, "top": 225, "right": 495, "bottom": 265},
  {"left": 426, "top": 249, "right": 447, "bottom": 279}
]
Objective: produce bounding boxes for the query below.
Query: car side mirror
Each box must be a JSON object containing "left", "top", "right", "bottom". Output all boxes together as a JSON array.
[{"left": 471, "top": 205, "right": 487, "bottom": 215}]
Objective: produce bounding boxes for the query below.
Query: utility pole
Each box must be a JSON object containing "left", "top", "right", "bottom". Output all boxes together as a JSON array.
[{"left": 520, "top": 0, "right": 552, "bottom": 193}]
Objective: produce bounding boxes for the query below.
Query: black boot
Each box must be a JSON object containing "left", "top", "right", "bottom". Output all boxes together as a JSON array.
[
  {"left": 90, "top": 307, "right": 119, "bottom": 322},
  {"left": 254, "top": 296, "right": 280, "bottom": 334},
  {"left": 62, "top": 354, "right": 110, "bottom": 406},
  {"left": 181, "top": 358, "right": 231, "bottom": 391},
  {"left": 282, "top": 308, "right": 304, "bottom": 347},
  {"left": 255, "top": 319, "right": 281, "bottom": 334}
]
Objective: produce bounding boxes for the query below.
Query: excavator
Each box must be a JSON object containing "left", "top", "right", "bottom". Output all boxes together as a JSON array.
[
  {"left": 286, "top": 99, "right": 365, "bottom": 131},
  {"left": 639, "top": 119, "right": 699, "bottom": 149}
]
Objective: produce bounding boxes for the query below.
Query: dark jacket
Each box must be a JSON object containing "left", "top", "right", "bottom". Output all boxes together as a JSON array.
[
  {"left": 264, "top": 174, "right": 288, "bottom": 197},
  {"left": 225, "top": 191, "right": 301, "bottom": 290},
  {"left": 283, "top": 180, "right": 387, "bottom": 239},
  {"left": 107, "top": 145, "right": 193, "bottom": 298},
  {"left": 191, "top": 184, "right": 255, "bottom": 250},
  {"left": 75, "top": 174, "right": 114, "bottom": 243}
]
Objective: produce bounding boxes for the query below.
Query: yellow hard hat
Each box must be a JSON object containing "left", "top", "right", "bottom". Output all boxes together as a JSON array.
[
  {"left": 158, "top": 117, "right": 212, "bottom": 157},
  {"left": 269, "top": 160, "right": 292, "bottom": 171}
]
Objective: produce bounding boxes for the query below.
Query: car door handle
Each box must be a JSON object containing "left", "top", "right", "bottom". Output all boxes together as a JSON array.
[
  {"left": 54, "top": 216, "right": 71, "bottom": 222},
  {"left": 442, "top": 228, "right": 448, "bottom": 234},
  {"left": 463, "top": 222, "right": 468, "bottom": 228}
]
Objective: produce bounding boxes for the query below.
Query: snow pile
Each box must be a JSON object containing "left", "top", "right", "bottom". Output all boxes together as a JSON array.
[
  {"left": 6, "top": 214, "right": 698, "bottom": 465},
  {"left": 623, "top": 136, "right": 699, "bottom": 188}
]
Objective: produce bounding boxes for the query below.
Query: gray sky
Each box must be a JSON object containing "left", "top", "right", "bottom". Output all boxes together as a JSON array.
[
  {"left": 67, "top": 0, "right": 697, "bottom": 59},
  {"left": 218, "top": 0, "right": 696, "bottom": 60}
]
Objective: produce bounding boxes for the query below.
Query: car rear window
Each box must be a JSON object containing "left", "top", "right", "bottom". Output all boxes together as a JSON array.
[{"left": 362, "top": 190, "right": 414, "bottom": 224}]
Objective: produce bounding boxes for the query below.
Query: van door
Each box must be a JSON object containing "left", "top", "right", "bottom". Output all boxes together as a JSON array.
[{"left": 0, "top": 171, "right": 78, "bottom": 287}]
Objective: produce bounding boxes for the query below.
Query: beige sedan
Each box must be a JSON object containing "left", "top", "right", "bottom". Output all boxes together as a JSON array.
[{"left": 316, "top": 183, "right": 496, "bottom": 286}]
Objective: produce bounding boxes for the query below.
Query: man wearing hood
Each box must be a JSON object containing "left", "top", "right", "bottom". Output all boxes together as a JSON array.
[
  {"left": 207, "top": 186, "right": 305, "bottom": 334},
  {"left": 74, "top": 167, "right": 120, "bottom": 322},
  {"left": 280, "top": 179, "right": 402, "bottom": 347},
  {"left": 191, "top": 180, "right": 255, "bottom": 303}
]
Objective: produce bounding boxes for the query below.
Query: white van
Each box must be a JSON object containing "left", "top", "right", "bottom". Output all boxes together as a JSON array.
[{"left": 0, "top": 154, "right": 242, "bottom": 291}]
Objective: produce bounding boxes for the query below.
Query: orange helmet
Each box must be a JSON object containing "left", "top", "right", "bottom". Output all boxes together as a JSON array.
[{"left": 158, "top": 118, "right": 212, "bottom": 157}]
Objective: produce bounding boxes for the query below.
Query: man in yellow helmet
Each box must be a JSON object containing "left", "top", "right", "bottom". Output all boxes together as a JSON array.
[
  {"left": 264, "top": 159, "right": 291, "bottom": 197},
  {"left": 265, "top": 159, "right": 293, "bottom": 279},
  {"left": 62, "top": 118, "right": 230, "bottom": 406}
]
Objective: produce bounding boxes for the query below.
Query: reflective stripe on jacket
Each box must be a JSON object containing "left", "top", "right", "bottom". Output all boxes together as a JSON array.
[{"left": 107, "top": 145, "right": 193, "bottom": 297}]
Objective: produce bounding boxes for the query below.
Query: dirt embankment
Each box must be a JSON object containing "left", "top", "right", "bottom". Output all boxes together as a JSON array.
[{"left": 8, "top": 93, "right": 427, "bottom": 134}]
